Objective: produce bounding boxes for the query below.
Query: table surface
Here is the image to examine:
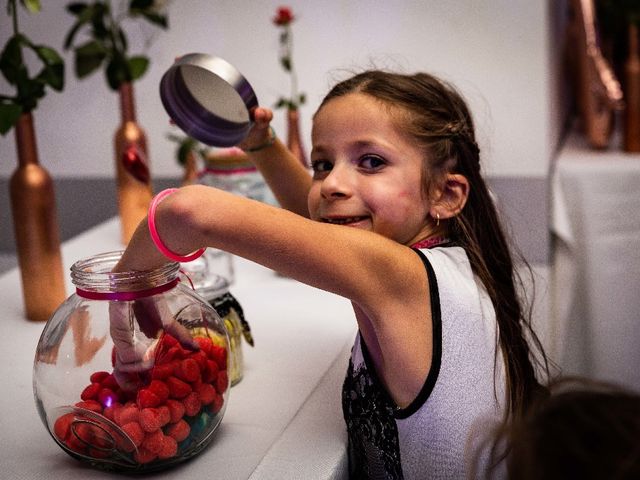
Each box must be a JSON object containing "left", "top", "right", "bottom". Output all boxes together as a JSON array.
[
  {"left": 0, "top": 217, "right": 356, "bottom": 480},
  {"left": 550, "top": 130, "right": 640, "bottom": 391}
]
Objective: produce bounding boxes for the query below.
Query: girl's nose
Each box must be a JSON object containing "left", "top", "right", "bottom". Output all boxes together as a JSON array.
[{"left": 320, "top": 163, "right": 352, "bottom": 199}]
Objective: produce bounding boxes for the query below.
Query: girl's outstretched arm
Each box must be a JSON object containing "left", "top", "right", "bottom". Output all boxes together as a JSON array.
[
  {"left": 114, "top": 185, "right": 433, "bottom": 406},
  {"left": 239, "top": 107, "right": 312, "bottom": 217},
  {"left": 115, "top": 185, "right": 422, "bottom": 307}
]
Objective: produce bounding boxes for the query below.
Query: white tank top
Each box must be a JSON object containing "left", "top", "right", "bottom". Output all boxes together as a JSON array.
[{"left": 342, "top": 246, "right": 506, "bottom": 479}]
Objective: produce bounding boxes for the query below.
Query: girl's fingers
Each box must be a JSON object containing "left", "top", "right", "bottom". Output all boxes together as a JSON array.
[
  {"left": 251, "top": 107, "right": 273, "bottom": 127},
  {"left": 239, "top": 107, "right": 275, "bottom": 151}
]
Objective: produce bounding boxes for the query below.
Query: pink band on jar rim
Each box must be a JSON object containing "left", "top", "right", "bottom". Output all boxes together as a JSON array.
[
  {"left": 76, "top": 278, "right": 179, "bottom": 301},
  {"left": 148, "top": 188, "right": 205, "bottom": 263}
]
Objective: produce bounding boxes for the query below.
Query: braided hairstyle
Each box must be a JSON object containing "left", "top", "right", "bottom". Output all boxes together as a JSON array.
[{"left": 318, "top": 70, "right": 548, "bottom": 418}]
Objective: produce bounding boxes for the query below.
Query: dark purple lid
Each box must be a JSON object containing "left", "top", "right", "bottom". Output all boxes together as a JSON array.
[{"left": 160, "top": 54, "right": 258, "bottom": 147}]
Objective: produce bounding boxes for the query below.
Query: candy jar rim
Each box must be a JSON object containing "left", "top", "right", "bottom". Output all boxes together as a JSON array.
[{"left": 70, "top": 250, "right": 180, "bottom": 294}]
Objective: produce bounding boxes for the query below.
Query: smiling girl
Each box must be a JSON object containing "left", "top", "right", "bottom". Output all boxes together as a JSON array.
[{"left": 114, "top": 70, "right": 547, "bottom": 479}]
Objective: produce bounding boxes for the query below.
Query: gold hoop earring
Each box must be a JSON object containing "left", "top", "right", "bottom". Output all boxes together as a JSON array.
[{"left": 436, "top": 213, "right": 440, "bottom": 227}]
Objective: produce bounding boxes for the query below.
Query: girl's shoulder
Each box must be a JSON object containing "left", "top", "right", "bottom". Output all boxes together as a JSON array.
[
  {"left": 417, "top": 244, "right": 491, "bottom": 316},
  {"left": 415, "top": 245, "right": 472, "bottom": 278}
]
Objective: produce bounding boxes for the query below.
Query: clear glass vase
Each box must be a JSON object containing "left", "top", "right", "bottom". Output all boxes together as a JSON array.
[{"left": 33, "top": 251, "right": 230, "bottom": 472}]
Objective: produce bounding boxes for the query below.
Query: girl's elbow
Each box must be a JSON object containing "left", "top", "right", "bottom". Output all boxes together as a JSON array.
[{"left": 165, "top": 185, "right": 209, "bottom": 238}]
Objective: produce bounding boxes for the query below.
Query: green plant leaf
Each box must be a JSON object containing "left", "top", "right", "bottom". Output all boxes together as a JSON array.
[
  {"left": 64, "top": 4, "right": 95, "bottom": 49},
  {"left": 34, "top": 45, "right": 63, "bottom": 66},
  {"left": 64, "top": 21, "right": 84, "bottom": 50},
  {"left": 166, "top": 134, "right": 206, "bottom": 166},
  {"left": 62, "top": 0, "right": 168, "bottom": 89},
  {"left": 196, "top": 146, "right": 209, "bottom": 160},
  {"left": 33, "top": 45, "right": 65, "bottom": 90},
  {"left": 128, "top": 0, "right": 168, "bottom": 28},
  {"left": 20, "top": 0, "right": 41, "bottom": 13},
  {"left": 0, "top": 101, "right": 22, "bottom": 135},
  {"left": 298, "top": 93, "right": 306, "bottom": 105},
  {"left": 166, "top": 132, "right": 185, "bottom": 143},
  {"left": 15, "top": 78, "right": 44, "bottom": 111},
  {"left": 280, "top": 56, "right": 291, "bottom": 72},
  {"left": 74, "top": 40, "right": 106, "bottom": 78},
  {"left": 90, "top": 3, "right": 110, "bottom": 41},
  {"left": 177, "top": 140, "right": 195, "bottom": 166},
  {"left": 66, "top": 2, "right": 89, "bottom": 15},
  {"left": 140, "top": 11, "right": 167, "bottom": 28},
  {"left": 130, "top": 0, "right": 154, "bottom": 9},
  {"left": 0, "top": 3, "right": 66, "bottom": 115},
  {"left": 0, "top": 35, "right": 27, "bottom": 85},
  {"left": 105, "top": 54, "right": 130, "bottom": 90},
  {"left": 116, "top": 26, "right": 128, "bottom": 55},
  {"left": 128, "top": 55, "right": 149, "bottom": 80},
  {"left": 36, "top": 64, "right": 64, "bottom": 91},
  {"left": 36, "top": 65, "right": 64, "bottom": 91}
]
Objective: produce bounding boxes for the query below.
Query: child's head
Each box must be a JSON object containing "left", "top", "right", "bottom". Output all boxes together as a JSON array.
[
  {"left": 314, "top": 71, "right": 494, "bottom": 247},
  {"left": 308, "top": 76, "right": 446, "bottom": 245},
  {"left": 323, "top": 73, "right": 477, "bottom": 190},
  {"left": 479, "top": 377, "right": 640, "bottom": 479},
  {"left": 313, "top": 70, "right": 547, "bottom": 417},
  {"left": 310, "top": 70, "right": 483, "bottom": 244}
]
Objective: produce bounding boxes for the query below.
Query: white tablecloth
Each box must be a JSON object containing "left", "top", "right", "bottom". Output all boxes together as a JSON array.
[
  {"left": 0, "top": 217, "right": 356, "bottom": 479},
  {"left": 550, "top": 131, "right": 640, "bottom": 391}
]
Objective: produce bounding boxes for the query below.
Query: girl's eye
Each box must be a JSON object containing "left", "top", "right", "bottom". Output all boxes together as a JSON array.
[
  {"left": 359, "top": 154, "right": 385, "bottom": 170},
  {"left": 311, "top": 160, "right": 333, "bottom": 174}
]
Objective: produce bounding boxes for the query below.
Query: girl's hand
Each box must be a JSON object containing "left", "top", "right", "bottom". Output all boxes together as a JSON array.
[
  {"left": 239, "top": 106, "right": 274, "bottom": 152},
  {"left": 109, "top": 298, "right": 198, "bottom": 391}
]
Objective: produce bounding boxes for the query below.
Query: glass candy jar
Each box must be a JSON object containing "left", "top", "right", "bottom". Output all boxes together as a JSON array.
[
  {"left": 180, "top": 255, "right": 253, "bottom": 386},
  {"left": 33, "top": 251, "right": 230, "bottom": 472},
  {"left": 199, "top": 147, "right": 269, "bottom": 202}
]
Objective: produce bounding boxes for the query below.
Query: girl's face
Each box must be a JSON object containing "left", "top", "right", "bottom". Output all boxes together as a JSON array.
[{"left": 308, "top": 93, "right": 433, "bottom": 246}]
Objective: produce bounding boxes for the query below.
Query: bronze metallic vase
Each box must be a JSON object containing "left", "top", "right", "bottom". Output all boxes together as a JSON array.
[
  {"left": 114, "top": 82, "right": 153, "bottom": 245},
  {"left": 10, "top": 112, "right": 67, "bottom": 321},
  {"left": 624, "top": 23, "right": 640, "bottom": 152},
  {"left": 568, "top": 0, "right": 623, "bottom": 149}
]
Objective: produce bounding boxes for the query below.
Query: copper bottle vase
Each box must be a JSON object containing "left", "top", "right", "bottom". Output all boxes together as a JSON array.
[
  {"left": 114, "top": 82, "right": 153, "bottom": 245},
  {"left": 286, "top": 108, "right": 308, "bottom": 168},
  {"left": 624, "top": 23, "right": 640, "bottom": 152},
  {"left": 569, "top": 0, "right": 623, "bottom": 149},
  {"left": 10, "top": 112, "right": 67, "bottom": 321}
]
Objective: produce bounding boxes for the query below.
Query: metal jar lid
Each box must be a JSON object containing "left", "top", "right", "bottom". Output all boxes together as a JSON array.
[{"left": 159, "top": 53, "right": 258, "bottom": 147}]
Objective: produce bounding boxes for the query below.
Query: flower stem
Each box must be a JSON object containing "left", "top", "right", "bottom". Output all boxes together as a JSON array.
[
  {"left": 10, "top": 0, "right": 19, "bottom": 35},
  {"left": 288, "top": 25, "right": 298, "bottom": 109}
]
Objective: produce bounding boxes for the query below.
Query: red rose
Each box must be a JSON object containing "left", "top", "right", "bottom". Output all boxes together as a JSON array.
[{"left": 273, "top": 6, "right": 294, "bottom": 26}]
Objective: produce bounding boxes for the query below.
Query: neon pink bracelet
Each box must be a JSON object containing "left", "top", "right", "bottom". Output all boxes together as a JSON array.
[{"left": 148, "top": 188, "right": 206, "bottom": 263}]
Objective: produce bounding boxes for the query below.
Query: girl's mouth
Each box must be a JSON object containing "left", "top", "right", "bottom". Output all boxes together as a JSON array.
[{"left": 322, "top": 216, "right": 368, "bottom": 225}]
